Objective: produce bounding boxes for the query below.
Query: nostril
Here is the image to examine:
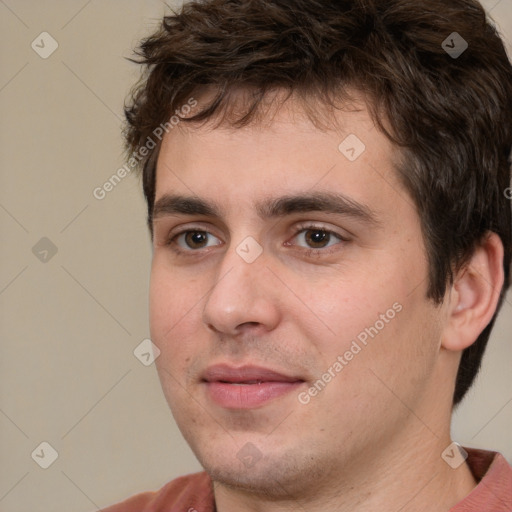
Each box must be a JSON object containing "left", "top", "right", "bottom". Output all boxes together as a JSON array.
[{"left": 241, "top": 322, "right": 260, "bottom": 328}]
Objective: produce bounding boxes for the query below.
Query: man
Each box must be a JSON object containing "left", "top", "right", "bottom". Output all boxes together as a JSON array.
[{"left": 103, "top": 0, "right": 512, "bottom": 510}]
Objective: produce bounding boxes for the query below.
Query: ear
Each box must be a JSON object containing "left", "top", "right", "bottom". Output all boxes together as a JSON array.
[{"left": 441, "top": 232, "right": 505, "bottom": 352}]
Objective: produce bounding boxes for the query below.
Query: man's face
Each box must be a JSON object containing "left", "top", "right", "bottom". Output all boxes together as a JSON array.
[{"left": 149, "top": 95, "right": 449, "bottom": 496}]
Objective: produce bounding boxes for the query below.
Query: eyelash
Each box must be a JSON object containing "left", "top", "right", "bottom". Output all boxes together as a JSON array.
[
  {"left": 287, "top": 223, "right": 348, "bottom": 256},
  {"left": 165, "top": 223, "right": 349, "bottom": 257}
]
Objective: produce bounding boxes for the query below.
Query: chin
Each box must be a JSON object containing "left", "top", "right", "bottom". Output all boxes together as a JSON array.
[
  {"left": 195, "top": 441, "right": 329, "bottom": 499},
  {"left": 204, "top": 459, "right": 298, "bottom": 497}
]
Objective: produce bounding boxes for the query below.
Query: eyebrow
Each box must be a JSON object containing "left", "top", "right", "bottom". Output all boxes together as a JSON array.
[{"left": 151, "top": 192, "right": 381, "bottom": 227}]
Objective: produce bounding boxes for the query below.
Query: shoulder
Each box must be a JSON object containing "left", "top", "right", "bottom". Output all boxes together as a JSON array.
[
  {"left": 450, "top": 448, "right": 512, "bottom": 511},
  {"left": 98, "top": 471, "right": 214, "bottom": 512}
]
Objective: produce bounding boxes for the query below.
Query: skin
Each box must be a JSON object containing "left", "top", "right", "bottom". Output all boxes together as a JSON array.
[{"left": 149, "top": 91, "right": 503, "bottom": 512}]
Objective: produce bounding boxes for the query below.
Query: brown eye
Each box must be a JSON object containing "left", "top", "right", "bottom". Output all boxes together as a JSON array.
[
  {"left": 304, "top": 229, "right": 331, "bottom": 248},
  {"left": 184, "top": 231, "right": 209, "bottom": 248},
  {"left": 171, "top": 230, "right": 222, "bottom": 251},
  {"left": 292, "top": 227, "right": 344, "bottom": 250}
]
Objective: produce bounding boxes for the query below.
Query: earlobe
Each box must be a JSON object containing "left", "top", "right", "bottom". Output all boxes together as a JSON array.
[{"left": 441, "top": 232, "right": 504, "bottom": 352}]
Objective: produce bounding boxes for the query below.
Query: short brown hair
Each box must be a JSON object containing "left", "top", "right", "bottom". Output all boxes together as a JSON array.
[{"left": 124, "top": 0, "right": 512, "bottom": 406}]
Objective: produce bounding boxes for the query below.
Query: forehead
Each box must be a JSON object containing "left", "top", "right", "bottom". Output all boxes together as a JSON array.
[
  {"left": 153, "top": 92, "right": 405, "bottom": 222},
  {"left": 157, "top": 87, "right": 387, "bottom": 169}
]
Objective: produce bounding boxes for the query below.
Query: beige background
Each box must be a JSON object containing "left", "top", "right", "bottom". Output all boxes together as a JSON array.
[{"left": 0, "top": 1, "right": 510, "bottom": 511}]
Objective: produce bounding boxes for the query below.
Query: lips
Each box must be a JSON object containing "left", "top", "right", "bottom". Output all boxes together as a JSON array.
[
  {"left": 202, "top": 364, "right": 305, "bottom": 409},
  {"left": 203, "top": 365, "right": 301, "bottom": 384}
]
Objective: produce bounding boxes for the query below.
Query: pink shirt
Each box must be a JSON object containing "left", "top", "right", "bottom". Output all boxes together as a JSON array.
[{"left": 99, "top": 448, "right": 512, "bottom": 511}]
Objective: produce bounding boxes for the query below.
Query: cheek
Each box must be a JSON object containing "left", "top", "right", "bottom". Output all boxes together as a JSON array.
[
  {"left": 149, "top": 266, "right": 203, "bottom": 410},
  {"left": 149, "top": 262, "right": 202, "bottom": 356},
  {"left": 289, "top": 259, "right": 432, "bottom": 376},
  {"left": 285, "top": 269, "right": 392, "bottom": 353}
]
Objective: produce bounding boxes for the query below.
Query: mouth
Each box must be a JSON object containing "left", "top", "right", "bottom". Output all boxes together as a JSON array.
[{"left": 202, "top": 364, "right": 305, "bottom": 409}]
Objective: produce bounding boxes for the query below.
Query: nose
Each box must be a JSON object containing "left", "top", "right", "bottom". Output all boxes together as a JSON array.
[{"left": 202, "top": 243, "right": 281, "bottom": 336}]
